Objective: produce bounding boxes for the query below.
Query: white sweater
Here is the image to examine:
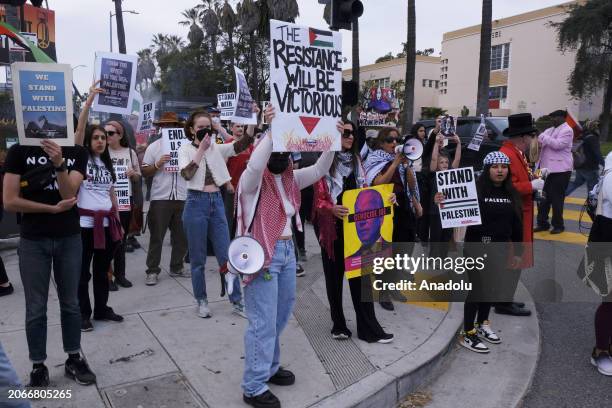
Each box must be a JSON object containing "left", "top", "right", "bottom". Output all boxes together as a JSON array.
[{"left": 178, "top": 141, "right": 236, "bottom": 189}]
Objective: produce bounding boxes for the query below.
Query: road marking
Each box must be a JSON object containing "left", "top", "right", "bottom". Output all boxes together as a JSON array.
[
  {"left": 534, "top": 230, "right": 587, "bottom": 245},
  {"left": 565, "top": 196, "right": 585, "bottom": 205},
  {"left": 533, "top": 208, "right": 591, "bottom": 223}
]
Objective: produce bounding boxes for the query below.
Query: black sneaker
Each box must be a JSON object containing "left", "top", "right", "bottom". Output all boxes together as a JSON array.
[
  {"left": 460, "top": 330, "right": 489, "bottom": 353},
  {"left": 128, "top": 236, "right": 141, "bottom": 249},
  {"left": 550, "top": 227, "right": 565, "bottom": 235},
  {"left": 81, "top": 319, "right": 94, "bottom": 332},
  {"left": 243, "top": 390, "right": 280, "bottom": 408},
  {"left": 109, "top": 280, "right": 118, "bottom": 292},
  {"left": 115, "top": 276, "right": 133, "bottom": 288},
  {"left": 93, "top": 308, "right": 124, "bottom": 322},
  {"left": 268, "top": 367, "right": 295, "bottom": 386},
  {"left": 65, "top": 357, "right": 96, "bottom": 385},
  {"left": 379, "top": 301, "right": 394, "bottom": 311},
  {"left": 331, "top": 328, "right": 352, "bottom": 340},
  {"left": 533, "top": 225, "right": 550, "bottom": 233},
  {"left": 28, "top": 365, "right": 49, "bottom": 387},
  {"left": 376, "top": 332, "right": 394, "bottom": 344},
  {"left": 296, "top": 264, "right": 305, "bottom": 277},
  {"left": 0, "top": 283, "right": 14, "bottom": 297}
]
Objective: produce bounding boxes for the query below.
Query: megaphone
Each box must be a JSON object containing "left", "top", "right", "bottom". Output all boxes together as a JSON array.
[
  {"left": 395, "top": 138, "right": 423, "bottom": 161},
  {"left": 226, "top": 236, "right": 265, "bottom": 296}
]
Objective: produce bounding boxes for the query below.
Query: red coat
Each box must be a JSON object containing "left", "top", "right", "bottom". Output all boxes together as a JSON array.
[{"left": 500, "top": 141, "right": 534, "bottom": 268}]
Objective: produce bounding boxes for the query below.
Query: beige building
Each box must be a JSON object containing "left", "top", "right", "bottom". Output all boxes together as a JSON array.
[{"left": 343, "top": 55, "right": 441, "bottom": 122}]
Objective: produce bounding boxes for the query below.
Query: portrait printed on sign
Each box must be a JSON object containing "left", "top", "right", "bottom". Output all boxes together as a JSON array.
[
  {"left": 343, "top": 184, "right": 394, "bottom": 280},
  {"left": 11, "top": 62, "right": 74, "bottom": 146},
  {"left": 269, "top": 19, "right": 342, "bottom": 152},
  {"left": 93, "top": 51, "right": 137, "bottom": 115}
]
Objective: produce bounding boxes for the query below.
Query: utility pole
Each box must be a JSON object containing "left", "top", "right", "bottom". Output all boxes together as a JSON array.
[{"left": 113, "top": 0, "right": 126, "bottom": 54}]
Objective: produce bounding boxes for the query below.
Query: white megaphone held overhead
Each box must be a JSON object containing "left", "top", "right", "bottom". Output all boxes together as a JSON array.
[
  {"left": 395, "top": 138, "right": 423, "bottom": 161},
  {"left": 225, "top": 236, "right": 265, "bottom": 296}
]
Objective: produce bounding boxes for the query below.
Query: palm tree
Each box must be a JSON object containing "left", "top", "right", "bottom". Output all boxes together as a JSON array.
[
  {"left": 476, "top": 0, "right": 492, "bottom": 115},
  {"left": 198, "top": 0, "right": 222, "bottom": 65},
  {"left": 403, "top": 0, "right": 416, "bottom": 127},
  {"left": 267, "top": 0, "right": 299, "bottom": 22},
  {"left": 179, "top": 7, "right": 204, "bottom": 48},
  {"left": 237, "top": 0, "right": 262, "bottom": 94},
  {"left": 136, "top": 48, "right": 156, "bottom": 90},
  {"left": 219, "top": 0, "right": 237, "bottom": 65}
]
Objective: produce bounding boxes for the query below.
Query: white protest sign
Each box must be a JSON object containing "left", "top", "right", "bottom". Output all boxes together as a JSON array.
[
  {"left": 139, "top": 101, "right": 155, "bottom": 131},
  {"left": 114, "top": 165, "right": 131, "bottom": 211},
  {"left": 468, "top": 115, "right": 487, "bottom": 151},
  {"left": 231, "top": 67, "right": 257, "bottom": 125},
  {"left": 217, "top": 92, "right": 236, "bottom": 120},
  {"left": 162, "top": 128, "right": 187, "bottom": 172},
  {"left": 436, "top": 167, "right": 482, "bottom": 229},
  {"left": 10, "top": 32, "right": 37, "bottom": 52},
  {"left": 270, "top": 19, "right": 342, "bottom": 152},
  {"left": 93, "top": 51, "right": 138, "bottom": 115}
]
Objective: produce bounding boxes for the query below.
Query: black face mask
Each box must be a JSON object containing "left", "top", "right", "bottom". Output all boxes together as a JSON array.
[
  {"left": 267, "top": 153, "right": 290, "bottom": 174},
  {"left": 196, "top": 127, "right": 213, "bottom": 141}
]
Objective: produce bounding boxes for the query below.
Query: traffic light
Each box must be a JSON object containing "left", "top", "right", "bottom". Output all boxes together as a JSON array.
[
  {"left": 330, "top": 0, "right": 363, "bottom": 31},
  {"left": 0, "top": 1, "right": 43, "bottom": 7}
]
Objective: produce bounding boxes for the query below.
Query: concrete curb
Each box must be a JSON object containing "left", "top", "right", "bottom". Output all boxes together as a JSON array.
[{"left": 310, "top": 301, "right": 463, "bottom": 408}]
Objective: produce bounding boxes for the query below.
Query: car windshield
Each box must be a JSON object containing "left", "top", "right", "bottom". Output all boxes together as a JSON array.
[{"left": 487, "top": 117, "right": 509, "bottom": 135}]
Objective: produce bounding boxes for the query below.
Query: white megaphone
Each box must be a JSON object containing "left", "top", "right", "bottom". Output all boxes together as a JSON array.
[
  {"left": 225, "top": 236, "right": 265, "bottom": 296},
  {"left": 395, "top": 138, "right": 423, "bottom": 161}
]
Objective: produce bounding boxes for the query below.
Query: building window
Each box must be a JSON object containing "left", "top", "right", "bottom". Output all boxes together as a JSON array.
[
  {"left": 491, "top": 43, "right": 510, "bottom": 70},
  {"left": 423, "top": 79, "right": 427, "bottom": 87},
  {"left": 489, "top": 86, "right": 508, "bottom": 99},
  {"left": 373, "top": 77, "right": 390, "bottom": 89},
  {"left": 435, "top": 81, "right": 439, "bottom": 89}
]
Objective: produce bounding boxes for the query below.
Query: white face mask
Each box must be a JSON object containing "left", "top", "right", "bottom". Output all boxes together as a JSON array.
[{"left": 212, "top": 117, "right": 221, "bottom": 125}]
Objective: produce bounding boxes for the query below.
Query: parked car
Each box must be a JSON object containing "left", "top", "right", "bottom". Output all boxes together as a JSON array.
[{"left": 418, "top": 116, "right": 509, "bottom": 171}]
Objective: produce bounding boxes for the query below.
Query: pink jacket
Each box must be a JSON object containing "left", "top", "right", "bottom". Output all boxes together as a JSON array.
[{"left": 538, "top": 123, "right": 574, "bottom": 173}]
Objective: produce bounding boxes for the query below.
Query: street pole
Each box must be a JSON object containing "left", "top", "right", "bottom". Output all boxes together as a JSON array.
[
  {"left": 113, "top": 0, "right": 127, "bottom": 54},
  {"left": 109, "top": 11, "right": 113, "bottom": 52}
]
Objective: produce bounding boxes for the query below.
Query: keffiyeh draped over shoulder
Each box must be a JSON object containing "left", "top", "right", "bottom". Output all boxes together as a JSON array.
[
  {"left": 363, "top": 148, "right": 420, "bottom": 206},
  {"left": 326, "top": 152, "right": 365, "bottom": 203}
]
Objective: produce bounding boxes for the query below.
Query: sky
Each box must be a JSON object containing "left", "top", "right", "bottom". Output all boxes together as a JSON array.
[{"left": 50, "top": 0, "right": 568, "bottom": 93}]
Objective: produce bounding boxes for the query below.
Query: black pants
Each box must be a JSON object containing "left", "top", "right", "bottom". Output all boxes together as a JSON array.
[
  {"left": 464, "top": 302, "right": 492, "bottom": 332},
  {"left": 428, "top": 212, "right": 453, "bottom": 258},
  {"left": 320, "top": 225, "right": 386, "bottom": 342},
  {"left": 537, "top": 171, "right": 571, "bottom": 229},
  {"left": 79, "top": 227, "right": 118, "bottom": 319},
  {"left": 416, "top": 172, "right": 431, "bottom": 243},
  {"left": 0, "top": 254, "right": 7, "bottom": 285},
  {"left": 112, "top": 210, "right": 132, "bottom": 280}
]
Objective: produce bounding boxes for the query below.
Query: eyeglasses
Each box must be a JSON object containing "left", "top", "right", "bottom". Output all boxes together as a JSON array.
[
  {"left": 342, "top": 130, "right": 354, "bottom": 138},
  {"left": 384, "top": 137, "right": 399, "bottom": 144}
]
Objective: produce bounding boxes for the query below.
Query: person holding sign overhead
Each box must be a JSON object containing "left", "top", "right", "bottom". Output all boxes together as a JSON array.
[
  {"left": 178, "top": 105, "right": 258, "bottom": 319},
  {"left": 105, "top": 120, "right": 141, "bottom": 291}
]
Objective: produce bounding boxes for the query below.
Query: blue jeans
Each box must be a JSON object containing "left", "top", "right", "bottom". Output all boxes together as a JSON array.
[
  {"left": 565, "top": 169, "right": 599, "bottom": 196},
  {"left": 0, "top": 342, "right": 30, "bottom": 408},
  {"left": 182, "top": 190, "right": 241, "bottom": 303},
  {"left": 19, "top": 234, "right": 82, "bottom": 363},
  {"left": 242, "top": 240, "right": 296, "bottom": 397}
]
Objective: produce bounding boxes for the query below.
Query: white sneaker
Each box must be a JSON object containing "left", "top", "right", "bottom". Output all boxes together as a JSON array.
[
  {"left": 197, "top": 300, "right": 212, "bottom": 318},
  {"left": 232, "top": 302, "right": 247, "bottom": 319},
  {"left": 591, "top": 350, "right": 612, "bottom": 376},
  {"left": 477, "top": 321, "right": 501, "bottom": 344},
  {"left": 145, "top": 274, "right": 158, "bottom": 286},
  {"left": 460, "top": 330, "right": 490, "bottom": 353}
]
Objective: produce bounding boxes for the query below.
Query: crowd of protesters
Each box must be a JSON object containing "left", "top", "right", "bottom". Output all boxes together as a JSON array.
[{"left": 1, "top": 88, "right": 612, "bottom": 408}]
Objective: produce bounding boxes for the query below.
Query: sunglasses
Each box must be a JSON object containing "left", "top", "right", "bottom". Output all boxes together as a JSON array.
[
  {"left": 384, "top": 137, "right": 399, "bottom": 144},
  {"left": 106, "top": 131, "right": 119, "bottom": 137},
  {"left": 342, "top": 130, "right": 354, "bottom": 138}
]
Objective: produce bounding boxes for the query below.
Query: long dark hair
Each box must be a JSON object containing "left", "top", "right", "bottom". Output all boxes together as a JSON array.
[
  {"left": 330, "top": 121, "right": 360, "bottom": 177},
  {"left": 84, "top": 125, "right": 116, "bottom": 183},
  {"left": 477, "top": 164, "right": 522, "bottom": 219},
  {"left": 408, "top": 122, "right": 425, "bottom": 140}
]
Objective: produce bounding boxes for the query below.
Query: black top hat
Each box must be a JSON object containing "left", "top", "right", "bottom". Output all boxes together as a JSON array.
[{"left": 503, "top": 113, "right": 538, "bottom": 137}]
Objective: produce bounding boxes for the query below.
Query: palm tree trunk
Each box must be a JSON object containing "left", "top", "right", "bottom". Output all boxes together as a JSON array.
[
  {"left": 114, "top": 0, "right": 127, "bottom": 54},
  {"left": 350, "top": 19, "right": 360, "bottom": 124},
  {"left": 228, "top": 31, "right": 235, "bottom": 66},
  {"left": 403, "top": 0, "right": 416, "bottom": 127},
  {"left": 600, "top": 64, "right": 612, "bottom": 142},
  {"left": 249, "top": 33, "right": 258, "bottom": 99},
  {"left": 476, "top": 0, "right": 492, "bottom": 115}
]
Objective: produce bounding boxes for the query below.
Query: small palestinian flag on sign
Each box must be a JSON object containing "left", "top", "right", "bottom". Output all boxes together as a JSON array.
[{"left": 309, "top": 28, "right": 334, "bottom": 48}]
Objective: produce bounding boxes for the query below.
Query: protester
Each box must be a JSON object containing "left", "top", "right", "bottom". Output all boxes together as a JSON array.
[
  {"left": 3, "top": 138, "right": 96, "bottom": 386},
  {"left": 566, "top": 119, "right": 605, "bottom": 196},
  {"left": 365, "top": 127, "right": 421, "bottom": 311},
  {"left": 406, "top": 123, "right": 430, "bottom": 244},
  {"left": 74, "top": 85, "right": 124, "bottom": 331},
  {"left": 312, "top": 120, "right": 394, "bottom": 343},
  {"left": 535, "top": 110, "right": 573, "bottom": 234},
  {"left": 429, "top": 132, "right": 461, "bottom": 258},
  {"left": 359, "top": 129, "right": 378, "bottom": 161},
  {"left": 497, "top": 113, "right": 543, "bottom": 317},
  {"left": 456, "top": 152, "right": 523, "bottom": 353},
  {"left": 581, "top": 151, "right": 612, "bottom": 376},
  {"left": 178, "top": 107, "right": 257, "bottom": 319},
  {"left": 105, "top": 120, "right": 141, "bottom": 290},
  {"left": 235, "top": 105, "right": 335, "bottom": 408}
]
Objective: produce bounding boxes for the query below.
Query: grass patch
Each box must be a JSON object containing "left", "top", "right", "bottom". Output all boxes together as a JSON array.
[{"left": 601, "top": 142, "right": 612, "bottom": 156}]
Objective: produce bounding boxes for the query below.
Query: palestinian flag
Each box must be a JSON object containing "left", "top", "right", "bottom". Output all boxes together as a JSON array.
[
  {"left": 0, "top": 21, "right": 54, "bottom": 63},
  {"left": 309, "top": 28, "right": 334, "bottom": 48},
  {"left": 566, "top": 110, "right": 582, "bottom": 139}
]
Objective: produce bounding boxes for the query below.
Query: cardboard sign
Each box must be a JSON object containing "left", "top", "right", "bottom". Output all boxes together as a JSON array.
[
  {"left": 436, "top": 167, "right": 482, "bottom": 229},
  {"left": 343, "top": 184, "right": 394, "bottom": 280},
  {"left": 11, "top": 62, "right": 74, "bottom": 146},
  {"left": 269, "top": 20, "right": 342, "bottom": 152},
  {"left": 93, "top": 52, "right": 137, "bottom": 115},
  {"left": 231, "top": 67, "right": 257, "bottom": 125},
  {"left": 161, "top": 128, "right": 186, "bottom": 172},
  {"left": 217, "top": 92, "right": 236, "bottom": 120},
  {"left": 114, "top": 164, "right": 131, "bottom": 211}
]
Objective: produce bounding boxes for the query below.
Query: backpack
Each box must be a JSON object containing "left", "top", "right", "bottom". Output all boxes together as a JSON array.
[{"left": 572, "top": 139, "right": 587, "bottom": 168}]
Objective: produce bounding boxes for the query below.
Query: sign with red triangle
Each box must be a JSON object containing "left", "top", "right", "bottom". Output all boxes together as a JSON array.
[{"left": 299, "top": 116, "right": 320, "bottom": 135}]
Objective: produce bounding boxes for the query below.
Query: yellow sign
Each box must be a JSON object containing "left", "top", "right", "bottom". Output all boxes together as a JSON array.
[{"left": 343, "top": 184, "right": 394, "bottom": 280}]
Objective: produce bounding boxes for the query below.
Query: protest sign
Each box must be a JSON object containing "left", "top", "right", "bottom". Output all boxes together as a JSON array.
[
  {"left": 139, "top": 101, "right": 155, "bottom": 131},
  {"left": 114, "top": 164, "right": 131, "bottom": 211},
  {"left": 269, "top": 19, "right": 342, "bottom": 152},
  {"left": 467, "top": 115, "right": 487, "bottom": 151},
  {"left": 93, "top": 52, "right": 137, "bottom": 115},
  {"left": 231, "top": 67, "right": 257, "bottom": 125},
  {"left": 10, "top": 32, "right": 37, "bottom": 52},
  {"left": 161, "top": 128, "right": 187, "bottom": 172},
  {"left": 11, "top": 62, "right": 73, "bottom": 146},
  {"left": 262, "top": 101, "right": 270, "bottom": 124},
  {"left": 217, "top": 92, "right": 236, "bottom": 120},
  {"left": 343, "top": 184, "right": 394, "bottom": 280},
  {"left": 436, "top": 167, "right": 481, "bottom": 229}
]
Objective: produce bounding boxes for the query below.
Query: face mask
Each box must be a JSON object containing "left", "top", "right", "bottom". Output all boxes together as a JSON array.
[
  {"left": 196, "top": 127, "right": 212, "bottom": 141},
  {"left": 267, "top": 153, "right": 290, "bottom": 174}
]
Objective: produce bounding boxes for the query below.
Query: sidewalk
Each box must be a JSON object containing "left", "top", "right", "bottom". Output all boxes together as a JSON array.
[{"left": 0, "top": 225, "right": 463, "bottom": 408}]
